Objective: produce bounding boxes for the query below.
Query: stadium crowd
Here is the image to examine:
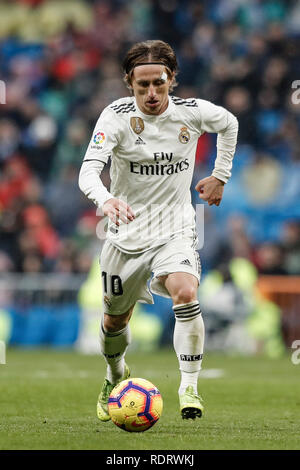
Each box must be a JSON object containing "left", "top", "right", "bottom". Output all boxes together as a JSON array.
[{"left": 0, "top": 0, "right": 299, "bottom": 278}]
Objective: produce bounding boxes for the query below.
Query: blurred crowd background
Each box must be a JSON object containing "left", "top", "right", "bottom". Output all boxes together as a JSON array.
[{"left": 0, "top": 0, "right": 299, "bottom": 354}]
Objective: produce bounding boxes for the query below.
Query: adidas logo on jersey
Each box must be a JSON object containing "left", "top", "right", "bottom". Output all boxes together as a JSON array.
[
  {"left": 135, "top": 136, "right": 145, "bottom": 145},
  {"left": 180, "top": 259, "right": 192, "bottom": 266}
]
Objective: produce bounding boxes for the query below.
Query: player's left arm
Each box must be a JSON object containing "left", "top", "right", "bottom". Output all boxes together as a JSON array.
[{"left": 194, "top": 100, "right": 239, "bottom": 206}]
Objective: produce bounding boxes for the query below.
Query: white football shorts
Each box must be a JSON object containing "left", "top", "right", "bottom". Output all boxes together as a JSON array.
[{"left": 100, "top": 237, "right": 201, "bottom": 315}]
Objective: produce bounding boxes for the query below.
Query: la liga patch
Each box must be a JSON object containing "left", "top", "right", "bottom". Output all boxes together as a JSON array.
[{"left": 93, "top": 132, "right": 105, "bottom": 145}]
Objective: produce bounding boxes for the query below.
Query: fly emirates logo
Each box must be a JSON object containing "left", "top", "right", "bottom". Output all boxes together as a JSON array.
[{"left": 130, "top": 152, "right": 189, "bottom": 176}]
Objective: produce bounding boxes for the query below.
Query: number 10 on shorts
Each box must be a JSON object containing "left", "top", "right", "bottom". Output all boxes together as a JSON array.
[{"left": 102, "top": 272, "right": 123, "bottom": 296}]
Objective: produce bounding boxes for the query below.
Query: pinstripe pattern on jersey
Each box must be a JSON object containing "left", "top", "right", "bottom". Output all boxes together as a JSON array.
[
  {"left": 110, "top": 101, "right": 136, "bottom": 114},
  {"left": 171, "top": 96, "right": 198, "bottom": 107}
]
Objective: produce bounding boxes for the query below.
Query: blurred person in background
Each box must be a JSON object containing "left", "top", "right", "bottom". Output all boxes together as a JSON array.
[
  {"left": 256, "top": 242, "right": 287, "bottom": 276},
  {"left": 281, "top": 221, "right": 300, "bottom": 275},
  {"left": 200, "top": 263, "right": 251, "bottom": 352}
]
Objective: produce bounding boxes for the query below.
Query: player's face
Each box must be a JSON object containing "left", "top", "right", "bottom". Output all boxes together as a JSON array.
[{"left": 130, "top": 65, "right": 173, "bottom": 115}]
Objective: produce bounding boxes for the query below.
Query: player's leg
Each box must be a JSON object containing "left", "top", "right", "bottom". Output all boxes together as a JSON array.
[
  {"left": 151, "top": 238, "right": 204, "bottom": 419},
  {"left": 97, "top": 306, "right": 133, "bottom": 422},
  {"left": 100, "top": 307, "right": 134, "bottom": 386},
  {"left": 164, "top": 271, "right": 204, "bottom": 382},
  {"left": 161, "top": 272, "right": 205, "bottom": 419},
  {"left": 97, "top": 241, "right": 154, "bottom": 421}
]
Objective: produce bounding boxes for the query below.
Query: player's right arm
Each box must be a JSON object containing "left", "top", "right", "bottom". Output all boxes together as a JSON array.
[{"left": 78, "top": 108, "right": 135, "bottom": 225}]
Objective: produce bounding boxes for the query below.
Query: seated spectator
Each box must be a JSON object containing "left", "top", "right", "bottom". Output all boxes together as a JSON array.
[
  {"left": 241, "top": 152, "right": 283, "bottom": 206},
  {"left": 0, "top": 119, "right": 21, "bottom": 164},
  {"left": 255, "top": 242, "right": 287, "bottom": 275},
  {"left": 281, "top": 221, "right": 300, "bottom": 275},
  {"left": 224, "top": 86, "right": 259, "bottom": 145},
  {"left": 50, "top": 118, "right": 89, "bottom": 177}
]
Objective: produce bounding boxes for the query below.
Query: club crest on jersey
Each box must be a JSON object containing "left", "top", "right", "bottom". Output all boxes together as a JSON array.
[
  {"left": 179, "top": 126, "right": 190, "bottom": 144},
  {"left": 130, "top": 117, "right": 144, "bottom": 134}
]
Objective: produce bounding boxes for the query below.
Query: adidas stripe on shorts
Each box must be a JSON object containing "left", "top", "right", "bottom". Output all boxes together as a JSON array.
[{"left": 100, "top": 237, "right": 201, "bottom": 315}]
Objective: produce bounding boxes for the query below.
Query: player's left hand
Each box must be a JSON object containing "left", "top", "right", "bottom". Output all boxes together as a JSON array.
[{"left": 195, "top": 175, "right": 225, "bottom": 206}]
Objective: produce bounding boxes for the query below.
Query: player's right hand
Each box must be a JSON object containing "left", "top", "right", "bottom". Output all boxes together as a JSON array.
[{"left": 102, "top": 198, "right": 135, "bottom": 226}]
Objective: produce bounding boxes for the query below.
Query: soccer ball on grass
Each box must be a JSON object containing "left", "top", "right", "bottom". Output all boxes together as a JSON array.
[{"left": 108, "top": 378, "right": 163, "bottom": 432}]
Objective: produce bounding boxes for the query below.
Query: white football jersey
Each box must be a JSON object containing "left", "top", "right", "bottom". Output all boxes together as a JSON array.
[{"left": 79, "top": 95, "right": 238, "bottom": 253}]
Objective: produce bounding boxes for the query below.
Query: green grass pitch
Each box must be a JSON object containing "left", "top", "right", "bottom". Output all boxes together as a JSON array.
[{"left": 0, "top": 348, "right": 299, "bottom": 450}]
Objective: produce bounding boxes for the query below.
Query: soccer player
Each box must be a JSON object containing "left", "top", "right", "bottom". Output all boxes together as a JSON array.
[{"left": 78, "top": 40, "right": 238, "bottom": 420}]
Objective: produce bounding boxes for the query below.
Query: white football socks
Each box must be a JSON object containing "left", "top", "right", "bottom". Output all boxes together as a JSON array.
[
  {"left": 173, "top": 301, "right": 205, "bottom": 395},
  {"left": 99, "top": 321, "right": 131, "bottom": 384}
]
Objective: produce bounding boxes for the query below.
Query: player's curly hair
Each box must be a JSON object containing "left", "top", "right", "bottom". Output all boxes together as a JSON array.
[{"left": 123, "top": 40, "right": 178, "bottom": 92}]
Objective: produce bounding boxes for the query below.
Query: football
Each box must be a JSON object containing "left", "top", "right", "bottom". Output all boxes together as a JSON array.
[{"left": 108, "top": 378, "right": 163, "bottom": 432}]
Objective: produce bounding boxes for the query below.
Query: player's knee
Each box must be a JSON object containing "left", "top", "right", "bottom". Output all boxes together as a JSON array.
[
  {"left": 103, "top": 313, "right": 130, "bottom": 333},
  {"left": 173, "top": 285, "right": 197, "bottom": 305},
  {"left": 104, "top": 317, "right": 127, "bottom": 333}
]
